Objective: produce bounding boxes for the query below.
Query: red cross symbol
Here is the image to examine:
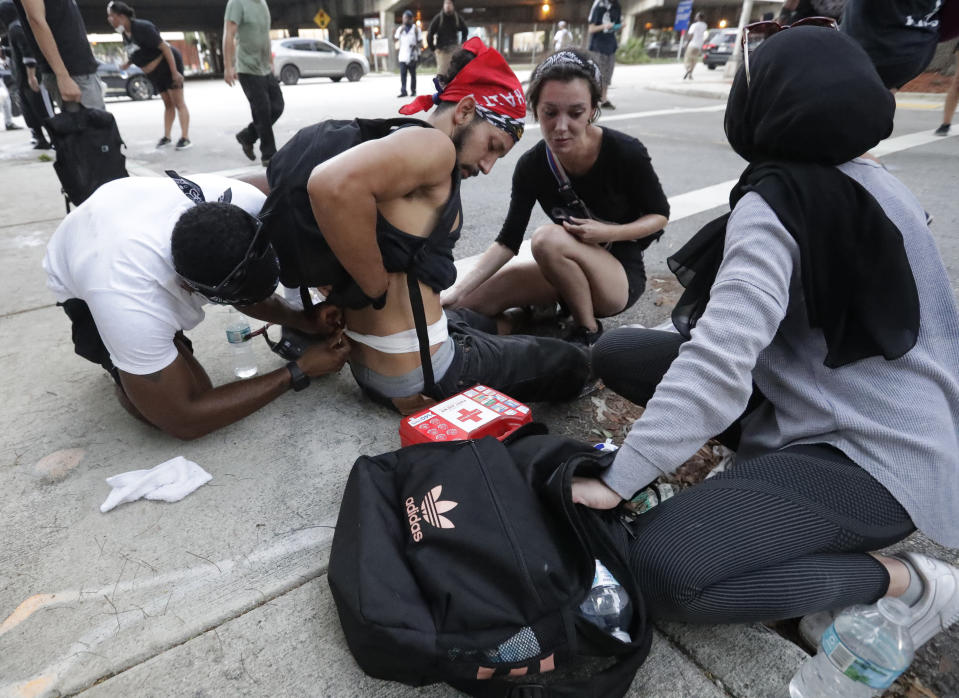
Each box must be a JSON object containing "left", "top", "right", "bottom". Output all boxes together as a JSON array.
[{"left": 457, "top": 408, "right": 483, "bottom": 423}]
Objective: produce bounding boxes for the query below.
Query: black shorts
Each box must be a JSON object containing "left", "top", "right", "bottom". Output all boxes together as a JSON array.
[
  {"left": 605, "top": 239, "right": 649, "bottom": 316},
  {"left": 58, "top": 298, "right": 192, "bottom": 386},
  {"left": 145, "top": 46, "right": 184, "bottom": 93}
]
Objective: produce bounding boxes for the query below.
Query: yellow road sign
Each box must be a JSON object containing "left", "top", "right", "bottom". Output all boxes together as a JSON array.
[{"left": 313, "top": 9, "right": 331, "bottom": 28}]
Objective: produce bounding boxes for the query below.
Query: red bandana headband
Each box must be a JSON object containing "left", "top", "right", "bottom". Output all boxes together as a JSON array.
[{"left": 399, "top": 37, "right": 526, "bottom": 141}]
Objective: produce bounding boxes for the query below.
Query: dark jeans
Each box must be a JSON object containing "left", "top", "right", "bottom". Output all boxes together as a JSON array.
[
  {"left": 237, "top": 72, "right": 284, "bottom": 159},
  {"left": 15, "top": 81, "right": 47, "bottom": 138},
  {"left": 399, "top": 60, "right": 417, "bottom": 95},
  {"left": 355, "top": 308, "right": 590, "bottom": 409},
  {"left": 434, "top": 309, "right": 589, "bottom": 403},
  {"left": 592, "top": 326, "right": 915, "bottom": 623}
]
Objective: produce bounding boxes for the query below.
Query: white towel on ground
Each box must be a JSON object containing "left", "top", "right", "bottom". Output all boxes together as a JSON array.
[{"left": 100, "top": 456, "right": 212, "bottom": 513}]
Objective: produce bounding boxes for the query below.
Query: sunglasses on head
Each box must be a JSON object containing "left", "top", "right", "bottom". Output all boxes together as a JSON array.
[
  {"left": 181, "top": 216, "right": 277, "bottom": 306},
  {"left": 742, "top": 16, "right": 839, "bottom": 86}
]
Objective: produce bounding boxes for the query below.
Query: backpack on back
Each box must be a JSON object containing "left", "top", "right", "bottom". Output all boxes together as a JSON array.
[
  {"left": 45, "top": 105, "right": 128, "bottom": 210},
  {"left": 328, "top": 425, "right": 652, "bottom": 697}
]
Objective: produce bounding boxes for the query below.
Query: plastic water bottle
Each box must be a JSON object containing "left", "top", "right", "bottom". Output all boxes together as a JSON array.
[
  {"left": 788, "top": 597, "right": 914, "bottom": 698},
  {"left": 579, "top": 559, "right": 632, "bottom": 643},
  {"left": 226, "top": 312, "right": 257, "bottom": 379}
]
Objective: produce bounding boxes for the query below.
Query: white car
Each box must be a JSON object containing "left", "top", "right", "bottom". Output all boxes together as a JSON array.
[{"left": 271, "top": 38, "right": 369, "bottom": 85}]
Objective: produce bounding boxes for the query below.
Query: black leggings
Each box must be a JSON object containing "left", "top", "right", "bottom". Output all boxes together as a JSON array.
[{"left": 593, "top": 327, "right": 915, "bottom": 623}]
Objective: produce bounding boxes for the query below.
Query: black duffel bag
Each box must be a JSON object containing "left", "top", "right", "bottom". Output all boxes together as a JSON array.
[{"left": 328, "top": 425, "right": 652, "bottom": 697}]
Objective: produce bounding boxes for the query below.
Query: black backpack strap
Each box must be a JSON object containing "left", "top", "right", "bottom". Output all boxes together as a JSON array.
[
  {"left": 165, "top": 170, "right": 205, "bottom": 204},
  {"left": 407, "top": 270, "right": 436, "bottom": 396}
]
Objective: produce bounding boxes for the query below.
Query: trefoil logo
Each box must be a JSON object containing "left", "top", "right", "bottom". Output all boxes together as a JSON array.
[{"left": 405, "top": 485, "right": 458, "bottom": 542}]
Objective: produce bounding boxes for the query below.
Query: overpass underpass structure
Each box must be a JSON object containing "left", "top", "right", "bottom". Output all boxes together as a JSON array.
[{"left": 76, "top": 0, "right": 783, "bottom": 72}]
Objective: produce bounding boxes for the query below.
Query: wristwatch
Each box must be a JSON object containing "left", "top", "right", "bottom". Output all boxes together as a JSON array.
[{"left": 286, "top": 361, "right": 310, "bottom": 391}]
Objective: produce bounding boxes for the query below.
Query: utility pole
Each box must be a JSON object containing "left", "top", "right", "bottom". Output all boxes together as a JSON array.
[{"left": 724, "top": 0, "right": 754, "bottom": 78}]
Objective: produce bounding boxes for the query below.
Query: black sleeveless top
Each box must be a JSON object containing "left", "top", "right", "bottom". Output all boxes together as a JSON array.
[{"left": 261, "top": 117, "right": 463, "bottom": 293}]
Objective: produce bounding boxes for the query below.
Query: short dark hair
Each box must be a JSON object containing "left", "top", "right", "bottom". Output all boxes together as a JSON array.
[
  {"left": 171, "top": 202, "right": 259, "bottom": 287},
  {"left": 526, "top": 49, "right": 603, "bottom": 121},
  {"left": 433, "top": 46, "right": 479, "bottom": 115},
  {"left": 106, "top": 1, "right": 134, "bottom": 18},
  {"left": 0, "top": 0, "right": 18, "bottom": 29},
  {"left": 695, "top": 12, "right": 704, "bottom": 20}
]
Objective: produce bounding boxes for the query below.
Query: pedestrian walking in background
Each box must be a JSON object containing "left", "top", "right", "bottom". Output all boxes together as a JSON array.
[
  {"left": 427, "top": 0, "right": 468, "bottom": 76},
  {"left": 13, "top": 0, "right": 104, "bottom": 110},
  {"left": 0, "top": 73, "right": 21, "bottom": 130},
  {"left": 934, "top": 44, "right": 958, "bottom": 135},
  {"left": 106, "top": 2, "right": 192, "bottom": 150},
  {"left": 0, "top": 1, "right": 48, "bottom": 147},
  {"left": 840, "top": 0, "right": 942, "bottom": 91},
  {"left": 553, "top": 20, "right": 574, "bottom": 52},
  {"left": 683, "top": 12, "right": 708, "bottom": 79},
  {"left": 223, "top": 0, "right": 284, "bottom": 167},
  {"left": 395, "top": 9, "right": 421, "bottom": 98},
  {"left": 587, "top": 0, "right": 620, "bottom": 108}
]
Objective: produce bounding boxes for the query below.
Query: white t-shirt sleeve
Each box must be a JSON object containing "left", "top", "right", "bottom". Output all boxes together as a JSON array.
[{"left": 85, "top": 289, "right": 182, "bottom": 375}]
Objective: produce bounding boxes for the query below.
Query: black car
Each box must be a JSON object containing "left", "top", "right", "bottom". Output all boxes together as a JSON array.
[
  {"left": 97, "top": 61, "right": 153, "bottom": 100},
  {"left": 702, "top": 28, "right": 739, "bottom": 69}
]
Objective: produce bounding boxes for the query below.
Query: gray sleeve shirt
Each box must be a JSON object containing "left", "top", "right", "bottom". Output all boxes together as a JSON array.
[{"left": 601, "top": 159, "right": 959, "bottom": 548}]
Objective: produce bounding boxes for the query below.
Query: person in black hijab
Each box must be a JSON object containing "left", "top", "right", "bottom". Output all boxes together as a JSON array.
[{"left": 568, "top": 26, "right": 959, "bottom": 651}]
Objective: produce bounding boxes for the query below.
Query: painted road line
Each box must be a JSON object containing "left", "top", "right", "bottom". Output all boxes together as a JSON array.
[
  {"left": 454, "top": 127, "right": 953, "bottom": 277},
  {"left": 872, "top": 128, "right": 958, "bottom": 157},
  {"left": 193, "top": 106, "right": 731, "bottom": 178}
]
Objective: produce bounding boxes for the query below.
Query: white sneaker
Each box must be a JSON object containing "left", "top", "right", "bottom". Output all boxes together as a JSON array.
[{"left": 901, "top": 552, "right": 959, "bottom": 649}]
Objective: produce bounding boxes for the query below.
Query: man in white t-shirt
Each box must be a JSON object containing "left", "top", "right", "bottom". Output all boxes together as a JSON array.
[
  {"left": 43, "top": 174, "right": 349, "bottom": 439},
  {"left": 394, "top": 10, "right": 421, "bottom": 98},
  {"left": 683, "top": 12, "right": 708, "bottom": 80},
  {"left": 553, "top": 21, "right": 573, "bottom": 52}
]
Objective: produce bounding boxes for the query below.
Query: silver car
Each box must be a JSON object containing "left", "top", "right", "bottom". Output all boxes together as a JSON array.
[{"left": 271, "top": 38, "right": 369, "bottom": 85}]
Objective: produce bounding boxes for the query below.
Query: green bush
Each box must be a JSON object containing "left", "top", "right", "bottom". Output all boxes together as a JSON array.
[{"left": 616, "top": 38, "right": 651, "bottom": 64}]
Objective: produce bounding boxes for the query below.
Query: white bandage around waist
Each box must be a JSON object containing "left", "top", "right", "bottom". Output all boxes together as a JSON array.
[{"left": 344, "top": 313, "right": 449, "bottom": 353}]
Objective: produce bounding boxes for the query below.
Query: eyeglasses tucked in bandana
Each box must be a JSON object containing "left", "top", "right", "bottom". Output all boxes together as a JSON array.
[
  {"left": 742, "top": 16, "right": 838, "bottom": 86},
  {"left": 180, "top": 216, "right": 279, "bottom": 306}
]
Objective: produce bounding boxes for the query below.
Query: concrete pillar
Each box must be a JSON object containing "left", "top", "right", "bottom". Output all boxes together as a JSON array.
[
  {"left": 621, "top": 13, "right": 635, "bottom": 44},
  {"left": 724, "top": 0, "right": 754, "bottom": 78},
  {"left": 381, "top": 9, "right": 395, "bottom": 71}
]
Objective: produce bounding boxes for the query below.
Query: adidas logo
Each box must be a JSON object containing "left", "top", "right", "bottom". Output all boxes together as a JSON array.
[{"left": 405, "top": 485, "right": 458, "bottom": 543}]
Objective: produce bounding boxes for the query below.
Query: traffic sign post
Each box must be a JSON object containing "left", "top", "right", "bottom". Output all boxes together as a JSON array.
[
  {"left": 313, "top": 8, "right": 330, "bottom": 29},
  {"left": 674, "top": 0, "right": 693, "bottom": 59}
]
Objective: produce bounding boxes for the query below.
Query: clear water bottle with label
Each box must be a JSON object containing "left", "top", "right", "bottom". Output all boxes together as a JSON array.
[
  {"left": 226, "top": 311, "right": 257, "bottom": 379},
  {"left": 579, "top": 559, "right": 632, "bottom": 643},
  {"left": 789, "top": 597, "right": 914, "bottom": 698}
]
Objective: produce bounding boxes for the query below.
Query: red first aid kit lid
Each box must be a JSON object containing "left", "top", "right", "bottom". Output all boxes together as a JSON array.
[{"left": 399, "top": 385, "right": 532, "bottom": 446}]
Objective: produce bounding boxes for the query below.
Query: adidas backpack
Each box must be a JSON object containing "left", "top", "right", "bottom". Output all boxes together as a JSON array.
[
  {"left": 328, "top": 425, "right": 652, "bottom": 697},
  {"left": 45, "top": 104, "right": 128, "bottom": 210}
]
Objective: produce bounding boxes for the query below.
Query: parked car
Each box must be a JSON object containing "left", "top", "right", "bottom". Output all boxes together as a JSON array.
[
  {"left": 97, "top": 61, "right": 153, "bottom": 100},
  {"left": 271, "top": 38, "right": 369, "bottom": 85},
  {"left": 702, "top": 28, "right": 739, "bottom": 70},
  {"left": 645, "top": 39, "right": 680, "bottom": 58}
]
